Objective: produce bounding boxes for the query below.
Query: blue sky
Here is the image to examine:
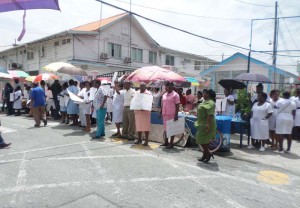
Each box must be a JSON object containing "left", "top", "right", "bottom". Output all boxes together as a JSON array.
[{"left": 0, "top": 0, "right": 299, "bottom": 74}]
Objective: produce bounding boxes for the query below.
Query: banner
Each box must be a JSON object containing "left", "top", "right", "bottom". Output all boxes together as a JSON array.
[
  {"left": 215, "top": 98, "right": 227, "bottom": 112},
  {"left": 67, "top": 89, "right": 84, "bottom": 103},
  {"left": 166, "top": 117, "right": 185, "bottom": 138},
  {"left": 130, "top": 93, "right": 153, "bottom": 111}
]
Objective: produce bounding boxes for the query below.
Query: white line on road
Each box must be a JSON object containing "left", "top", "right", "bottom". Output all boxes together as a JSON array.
[
  {"left": 0, "top": 175, "right": 217, "bottom": 194},
  {"left": 0, "top": 141, "right": 94, "bottom": 158},
  {"left": 48, "top": 154, "right": 151, "bottom": 160}
]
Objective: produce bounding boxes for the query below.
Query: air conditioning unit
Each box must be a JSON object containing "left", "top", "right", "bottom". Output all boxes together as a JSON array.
[
  {"left": 17, "top": 64, "right": 23, "bottom": 69},
  {"left": 124, "top": 57, "right": 131, "bottom": 63},
  {"left": 100, "top": 53, "right": 109, "bottom": 60},
  {"left": 11, "top": 63, "right": 18, "bottom": 68}
]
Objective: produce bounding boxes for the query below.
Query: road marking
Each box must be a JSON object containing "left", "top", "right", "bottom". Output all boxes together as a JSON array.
[
  {"left": 0, "top": 126, "right": 17, "bottom": 133},
  {"left": 48, "top": 154, "right": 150, "bottom": 161},
  {"left": 0, "top": 141, "right": 93, "bottom": 158},
  {"left": 257, "top": 170, "right": 289, "bottom": 185},
  {"left": 0, "top": 175, "right": 217, "bottom": 194},
  {"left": 131, "top": 143, "right": 159, "bottom": 150}
]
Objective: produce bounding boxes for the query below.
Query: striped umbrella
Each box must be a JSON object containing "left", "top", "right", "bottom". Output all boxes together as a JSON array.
[
  {"left": 25, "top": 76, "right": 37, "bottom": 82},
  {"left": 8, "top": 70, "right": 29, "bottom": 78},
  {"left": 34, "top": 73, "right": 59, "bottom": 82},
  {"left": 184, "top": 77, "right": 200, "bottom": 86}
]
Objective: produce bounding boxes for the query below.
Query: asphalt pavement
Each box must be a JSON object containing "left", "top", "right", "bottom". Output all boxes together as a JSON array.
[{"left": 0, "top": 114, "right": 299, "bottom": 208}]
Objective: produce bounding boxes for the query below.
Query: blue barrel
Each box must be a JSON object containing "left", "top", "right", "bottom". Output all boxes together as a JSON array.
[{"left": 215, "top": 115, "right": 232, "bottom": 152}]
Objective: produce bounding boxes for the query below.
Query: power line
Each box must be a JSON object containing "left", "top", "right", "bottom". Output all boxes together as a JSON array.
[
  {"left": 234, "top": 0, "right": 273, "bottom": 7},
  {"left": 110, "top": 0, "right": 254, "bottom": 21},
  {"left": 96, "top": 0, "right": 252, "bottom": 52},
  {"left": 278, "top": 7, "right": 300, "bottom": 50}
]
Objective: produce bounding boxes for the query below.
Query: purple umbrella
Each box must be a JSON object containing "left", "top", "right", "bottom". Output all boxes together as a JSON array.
[
  {"left": 0, "top": 0, "right": 60, "bottom": 13},
  {"left": 235, "top": 73, "right": 272, "bottom": 83},
  {"left": 0, "top": 0, "right": 60, "bottom": 41}
]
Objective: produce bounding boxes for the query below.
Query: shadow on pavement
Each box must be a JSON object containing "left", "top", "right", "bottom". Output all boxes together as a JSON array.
[{"left": 197, "top": 161, "right": 219, "bottom": 172}]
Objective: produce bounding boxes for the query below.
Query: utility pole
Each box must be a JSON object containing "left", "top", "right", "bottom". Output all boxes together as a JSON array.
[
  {"left": 272, "top": 1, "right": 279, "bottom": 89},
  {"left": 221, "top": 53, "right": 224, "bottom": 61},
  {"left": 129, "top": 0, "right": 132, "bottom": 67}
]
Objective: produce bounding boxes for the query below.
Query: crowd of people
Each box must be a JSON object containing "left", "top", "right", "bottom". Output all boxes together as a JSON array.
[{"left": 0, "top": 79, "right": 298, "bottom": 161}]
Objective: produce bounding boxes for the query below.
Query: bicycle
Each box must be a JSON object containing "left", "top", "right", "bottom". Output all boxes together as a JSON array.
[{"left": 164, "top": 117, "right": 224, "bottom": 153}]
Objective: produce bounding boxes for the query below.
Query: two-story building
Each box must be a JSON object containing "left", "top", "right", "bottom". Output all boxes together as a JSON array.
[{"left": 0, "top": 13, "right": 217, "bottom": 80}]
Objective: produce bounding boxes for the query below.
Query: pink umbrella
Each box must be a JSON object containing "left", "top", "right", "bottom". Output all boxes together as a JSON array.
[
  {"left": 97, "top": 77, "right": 112, "bottom": 82},
  {"left": 126, "top": 66, "right": 185, "bottom": 83}
]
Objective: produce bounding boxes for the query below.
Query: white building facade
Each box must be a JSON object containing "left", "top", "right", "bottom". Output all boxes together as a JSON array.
[{"left": 0, "top": 13, "right": 217, "bottom": 79}]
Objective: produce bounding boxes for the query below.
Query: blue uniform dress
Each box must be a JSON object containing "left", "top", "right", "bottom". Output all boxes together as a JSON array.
[
  {"left": 93, "top": 86, "right": 107, "bottom": 138},
  {"left": 67, "top": 85, "right": 79, "bottom": 115}
]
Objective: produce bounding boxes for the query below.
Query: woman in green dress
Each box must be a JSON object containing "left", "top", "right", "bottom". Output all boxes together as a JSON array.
[{"left": 194, "top": 89, "right": 216, "bottom": 162}]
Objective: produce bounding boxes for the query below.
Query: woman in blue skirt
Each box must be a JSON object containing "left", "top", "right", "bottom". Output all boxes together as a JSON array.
[{"left": 66, "top": 79, "right": 79, "bottom": 126}]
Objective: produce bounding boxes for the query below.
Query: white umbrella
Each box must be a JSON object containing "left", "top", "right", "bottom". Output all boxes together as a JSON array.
[
  {"left": 43, "top": 62, "right": 74, "bottom": 72},
  {"left": 43, "top": 62, "right": 88, "bottom": 76}
]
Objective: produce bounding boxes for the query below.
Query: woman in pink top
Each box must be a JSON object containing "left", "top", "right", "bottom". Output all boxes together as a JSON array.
[
  {"left": 160, "top": 82, "right": 180, "bottom": 149},
  {"left": 134, "top": 83, "right": 153, "bottom": 146},
  {"left": 185, "top": 89, "right": 195, "bottom": 111}
]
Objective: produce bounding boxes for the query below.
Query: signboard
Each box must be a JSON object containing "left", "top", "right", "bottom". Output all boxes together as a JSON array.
[
  {"left": 130, "top": 93, "right": 153, "bottom": 111},
  {"left": 215, "top": 98, "right": 227, "bottom": 113},
  {"left": 166, "top": 117, "right": 185, "bottom": 138},
  {"left": 67, "top": 89, "right": 84, "bottom": 103},
  {"left": 111, "top": 72, "right": 118, "bottom": 87}
]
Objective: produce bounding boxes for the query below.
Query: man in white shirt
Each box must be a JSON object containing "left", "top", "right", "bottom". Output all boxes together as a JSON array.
[
  {"left": 251, "top": 83, "right": 270, "bottom": 105},
  {"left": 122, "top": 80, "right": 136, "bottom": 140}
]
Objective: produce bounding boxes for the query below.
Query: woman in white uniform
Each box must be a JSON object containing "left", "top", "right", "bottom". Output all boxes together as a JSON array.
[
  {"left": 46, "top": 83, "right": 56, "bottom": 117},
  {"left": 13, "top": 85, "right": 23, "bottom": 116},
  {"left": 106, "top": 87, "right": 114, "bottom": 122},
  {"left": 81, "top": 81, "right": 93, "bottom": 132},
  {"left": 112, "top": 82, "right": 124, "bottom": 137},
  {"left": 248, "top": 92, "right": 273, "bottom": 152},
  {"left": 293, "top": 89, "right": 300, "bottom": 138},
  {"left": 269, "top": 90, "right": 282, "bottom": 150},
  {"left": 275, "top": 91, "right": 296, "bottom": 153},
  {"left": 78, "top": 82, "right": 87, "bottom": 128}
]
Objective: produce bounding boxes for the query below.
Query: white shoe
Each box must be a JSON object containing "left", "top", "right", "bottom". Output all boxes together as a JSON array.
[
  {"left": 259, "top": 147, "right": 265, "bottom": 152},
  {"left": 274, "top": 150, "right": 284, "bottom": 154},
  {"left": 247, "top": 145, "right": 254, "bottom": 149}
]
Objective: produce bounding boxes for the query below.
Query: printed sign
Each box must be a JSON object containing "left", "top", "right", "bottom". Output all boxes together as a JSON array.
[
  {"left": 130, "top": 93, "right": 153, "bottom": 111},
  {"left": 215, "top": 98, "right": 227, "bottom": 112},
  {"left": 67, "top": 89, "right": 84, "bottom": 103},
  {"left": 166, "top": 117, "right": 185, "bottom": 138}
]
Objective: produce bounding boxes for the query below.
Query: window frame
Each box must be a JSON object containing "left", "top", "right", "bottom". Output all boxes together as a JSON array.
[
  {"left": 148, "top": 51, "right": 157, "bottom": 64},
  {"left": 108, "top": 42, "right": 122, "bottom": 59},
  {"left": 131, "top": 47, "right": 143, "bottom": 62},
  {"left": 165, "top": 55, "right": 175, "bottom": 66}
]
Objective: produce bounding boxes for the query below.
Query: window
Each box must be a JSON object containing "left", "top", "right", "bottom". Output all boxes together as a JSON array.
[
  {"left": 27, "top": 51, "right": 34, "bottom": 60},
  {"left": 194, "top": 60, "right": 201, "bottom": 70},
  {"left": 149, "top": 51, "right": 157, "bottom": 64},
  {"left": 62, "top": 39, "right": 66, "bottom": 45},
  {"left": 131, "top": 47, "right": 143, "bottom": 62},
  {"left": 23, "top": 50, "right": 26, "bottom": 54},
  {"left": 66, "top": 38, "right": 71, "bottom": 43},
  {"left": 108, "top": 43, "right": 121, "bottom": 58},
  {"left": 41, "top": 45, "right": 45, "bottom": 57},
  {"left": 20, "top": 51, "right": 23, "bottom": 55},
  {"left": 54, "top": 41, "right": 59, "bottom": 46},
  {"left": 165, "top": 55, "right": 175, "bottom": 66}
]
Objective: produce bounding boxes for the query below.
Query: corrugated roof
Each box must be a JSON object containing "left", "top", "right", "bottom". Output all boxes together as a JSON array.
[{"left": 71, "top": 13, "right": 127, "bottom": 32}]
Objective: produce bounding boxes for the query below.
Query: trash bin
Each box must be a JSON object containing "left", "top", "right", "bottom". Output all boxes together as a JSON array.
[{"left": 215, "top": 115, "right": 232, "bottom": 152}]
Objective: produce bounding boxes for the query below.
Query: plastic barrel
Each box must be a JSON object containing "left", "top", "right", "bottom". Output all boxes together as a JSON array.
[{"left": 215, "top": 115, "right": 232, "bottom": 152}]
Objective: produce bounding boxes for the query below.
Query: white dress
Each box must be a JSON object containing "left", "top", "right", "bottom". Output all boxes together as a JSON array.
[
  {"left": 112, "top": 91, "right": 124, "bottom": 123},
  {"left": 82, "top": 89, "right": 92, "bottom": 115},
  {"left": 46, "top": 90, "right": 56, "bottom": 111},
  {"left": 293, "top": 97, "right": 300, "bottom": 127},
  {"left": 13, "top": 90, "right": 22, "bottom": 109},
  {"left": 224, "top": 94, "right": 235, "bottom": 116},
  {"left": 106, "top": 88, "right": 114, "bottom": 113},
  {"left": 275, "top": 99, "right": 296, "bottom": 134},
  {"left": 250, "top": 102, "right": 273, "bottom": 140},
  {"left": 269, "top": 98, "right": 282, "bottom": 131},
  {"left": 152, "top": 92, "right": 161, "bottom": 108}
]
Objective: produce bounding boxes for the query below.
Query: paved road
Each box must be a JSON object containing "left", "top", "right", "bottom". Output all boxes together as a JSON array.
[{"left": 0, "top": 115, "right": 299, "bottom": 208}]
